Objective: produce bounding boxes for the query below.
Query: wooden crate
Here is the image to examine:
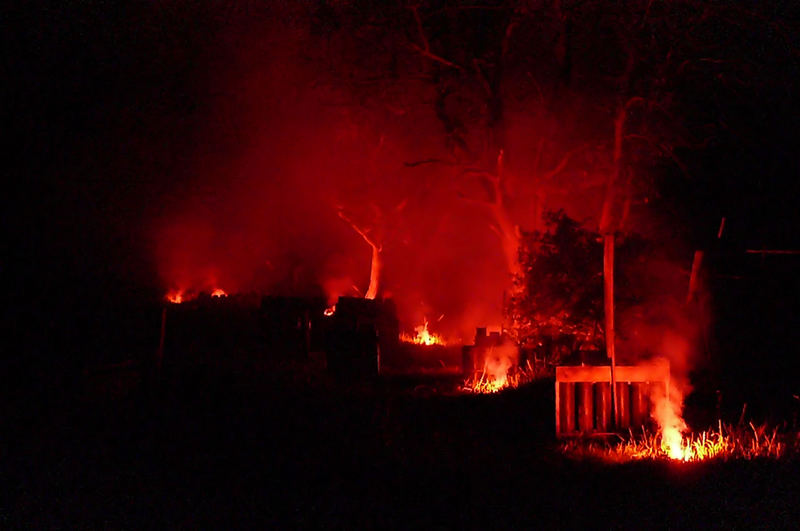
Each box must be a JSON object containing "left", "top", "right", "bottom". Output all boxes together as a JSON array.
[{"left": 555, "top": 358, "right": 669, "bottom": 436}]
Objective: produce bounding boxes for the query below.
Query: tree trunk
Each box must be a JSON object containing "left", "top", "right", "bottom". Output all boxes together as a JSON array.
[
  {"left": 600, "top": 101, "right": 631, "bottom": 429},
  {"left": 365, "top": 243, "right": 381, "bottom": 300},
  {"left": 338, "top": 210, "right": 382, "bottom": 300},
  {"left": 604, "top": 233, "right": 618, "bottom": 427}
]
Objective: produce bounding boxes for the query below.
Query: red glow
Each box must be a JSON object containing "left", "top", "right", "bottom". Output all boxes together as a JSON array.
[
  {"left": 211, "top": 288, "right": 227, "bottom": 298},
  {"left": 166, "top": 290, "right": 184, "bottom": 304}
]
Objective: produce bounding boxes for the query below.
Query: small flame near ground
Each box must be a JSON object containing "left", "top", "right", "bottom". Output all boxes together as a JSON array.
[
  {"left": 462, "top": 340, "right": 540, "bottom": 394},
  {"left": 400, "top": 318, "right": 446, "bottom": 346},
  {"left": 561, "top": 422, "right": 787, "bottom": 463},
  {"left": 166, "top": 290, "right": 184, "bottom": 304},
  {"left": 165, "top": 287, "right": 226, "bottom": 304},
  {"left": 323, "top": 304, "right": 336, "bottom": 317},
  {"left": 462, "top": 360, "right": 540, "bottom": 394}
]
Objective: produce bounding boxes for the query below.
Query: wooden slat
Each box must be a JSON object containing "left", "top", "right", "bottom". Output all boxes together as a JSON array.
[{"left": 556, "top": 359, "right": 669, "bottom": 383}]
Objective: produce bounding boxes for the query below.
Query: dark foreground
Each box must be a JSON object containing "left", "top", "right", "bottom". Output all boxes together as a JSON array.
[{"left": 4, "top": 361, "right": 800, "bottom": 529}]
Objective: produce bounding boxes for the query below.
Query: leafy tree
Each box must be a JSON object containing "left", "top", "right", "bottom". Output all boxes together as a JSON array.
[
  {"left": 508, "top": 210, "right": 650, "bottom": 365},
  {"left": 507, "top": 210, "right": 602, "bottom": 362}
]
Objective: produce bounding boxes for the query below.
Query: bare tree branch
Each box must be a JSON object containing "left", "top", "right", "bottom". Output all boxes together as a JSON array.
[
  {"left": 541, "top": 143, "right": 591, "bottom": 180},
  {"left": 408, "top": 43, "right": 463, "bottom": 70},
  {"left": 403, "top": 158, "right": 457, "bottom": 168}
]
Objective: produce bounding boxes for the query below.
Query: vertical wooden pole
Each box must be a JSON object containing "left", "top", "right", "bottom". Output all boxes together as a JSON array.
[{"left": 604, "top": 233, "right": 618, "bottom": 429}]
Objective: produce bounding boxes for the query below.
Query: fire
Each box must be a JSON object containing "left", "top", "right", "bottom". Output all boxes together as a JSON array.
[
  {"left": 400, "top": 318, "right": 445, "bottom": 346},
  {"left": 464, "top": 369, "right": 507, "bottom": 393},
  {"left": 660, "top": 429, "right": 727, "bottom": 462},
  {"left": 165, "top": 287, "right": 227, "bottom": 303},
  {"left": 462, "top": 359, "right": 539, "bottom": 394},
  {"left": 323, "top": 304, "right": 336, "bottom": 317},
  {"left": 562, "top": 422, "right": 786, "bottom": 463},
  {"left": 650, "top": 378, "right": 696, "bottom": 461},
  {"left": 166, "top": 290, "right": 184, "bottom": 304},
  {"left": 662, "top": 426, "right": 690, "bottom": 460}
]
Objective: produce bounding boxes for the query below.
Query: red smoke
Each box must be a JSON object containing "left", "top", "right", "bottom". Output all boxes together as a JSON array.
[{"left": 149, "top": 15, "right": 698, "bottom": 345}]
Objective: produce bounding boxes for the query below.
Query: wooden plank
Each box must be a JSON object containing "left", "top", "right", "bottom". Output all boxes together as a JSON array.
[{"left": 556, "top": 359, "right": 669, "bottom": 383}]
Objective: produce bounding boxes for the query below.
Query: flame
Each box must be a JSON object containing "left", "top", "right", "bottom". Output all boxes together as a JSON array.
[
  {"left": 462, "top": 359, "right": 538, "bottom": 394},
  {"left": 400, "top": 318, "right": 445, "bottom": 346},
  {"left": 662, "top": 427, "right": 690, "bottom": 460},
  {"left": 561, "top": 422, "right": 784, "bottom": 463},
  {"left": 651, "top": 379, "right": 694, "bottom": 460},
  {"left": 165, "top": 286, "right": 226, "bottom": 303},
  {"left": 166, "top": 290, "right": 184, "bottom": 304},
  {"left": 323, "top": 304, "right": 336, "bottom": 317}
]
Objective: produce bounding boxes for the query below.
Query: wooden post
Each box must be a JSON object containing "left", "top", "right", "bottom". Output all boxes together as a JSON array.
[{"left": 604, "top": 233, "right": 618, "bottom": 429}]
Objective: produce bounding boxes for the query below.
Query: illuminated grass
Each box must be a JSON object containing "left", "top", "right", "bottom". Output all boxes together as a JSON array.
[{"left": 561, "top": 422, "right": 795, "bottom": 463}]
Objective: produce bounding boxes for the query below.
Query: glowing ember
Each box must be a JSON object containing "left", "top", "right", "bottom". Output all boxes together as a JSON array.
[
  {"left": 211, "top": 288, "right": 227, "bottom": 297},
  {"left": 400, "top": 318, "right": 445, "bottom": 346},
  {"left": 323, "top": 304, "right": 336, "bottom": 317},
  {"left": 166, "top": 290, "right": 184, "bottom": 304}
]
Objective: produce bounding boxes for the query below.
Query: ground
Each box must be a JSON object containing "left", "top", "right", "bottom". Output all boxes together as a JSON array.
[{"left": 4, "top": 359, "right": 800, "bottom": 528}]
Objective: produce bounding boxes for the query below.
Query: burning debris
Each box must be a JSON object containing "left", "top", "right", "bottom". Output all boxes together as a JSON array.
[{"left": 399, "top": 318, "right": 446, "bottom": 346}]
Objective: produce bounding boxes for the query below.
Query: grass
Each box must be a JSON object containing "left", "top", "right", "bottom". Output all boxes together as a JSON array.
[
  {"left": 461, "top": 359, "right": 548, "bottom": 393},
  {"left": 561, "top": 421, "right": 797, "bottom": 463}
]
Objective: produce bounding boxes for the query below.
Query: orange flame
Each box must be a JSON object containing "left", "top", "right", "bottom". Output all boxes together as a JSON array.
[
  {"left": 166, "top": 290, "right": 184, "bottom": 304},
  {"left": 323, "top": 304, "right": 336, "bottom": 317},
  {"left": 561, "top": 422, "right": 784, "bottom": 463},
  {"left": 650, "top": 378, "right": 694, "bottom": 460},
  {"left": 462, "top": 349, "right": 535, "bottom": 394},
  {"left": 165, "top": 286, "right": 226, "bottom": 304},
  {"left": 400, "top": 318, "right": 446, "bottom": 346}
]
